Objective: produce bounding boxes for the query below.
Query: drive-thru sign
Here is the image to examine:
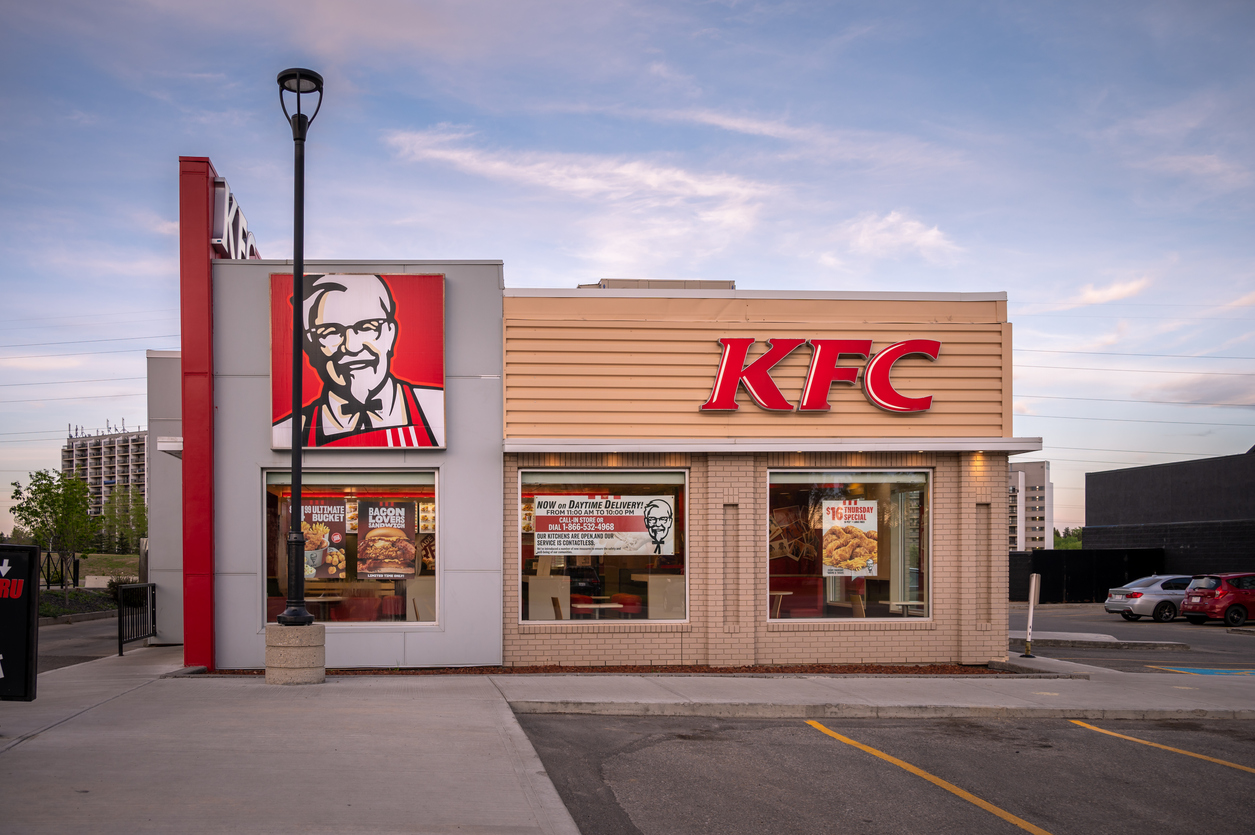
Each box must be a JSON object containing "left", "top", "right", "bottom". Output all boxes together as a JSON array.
[{"left": 0, "top": 544, "right": 40, "bottom": 701}]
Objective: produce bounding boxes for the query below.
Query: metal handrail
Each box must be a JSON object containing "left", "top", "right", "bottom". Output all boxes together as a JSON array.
[{"left": 118, "top": 583, "right": 157, "bottom": 656}]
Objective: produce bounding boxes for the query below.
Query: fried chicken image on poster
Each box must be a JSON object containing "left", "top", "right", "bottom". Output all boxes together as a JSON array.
[
  {"left": 821, "top": 500, "right": 878, "bottom": 577},
  {"left": 356, "top": 500, "right": 417, "bottom": 579},
  {"left": 271, "top": 273, "right": 445, "bottom": 449}
]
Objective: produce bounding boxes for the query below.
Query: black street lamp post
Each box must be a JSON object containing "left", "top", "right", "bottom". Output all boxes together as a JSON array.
[{"left": 276, "top": 68, "right": 323, "bottom": 627}]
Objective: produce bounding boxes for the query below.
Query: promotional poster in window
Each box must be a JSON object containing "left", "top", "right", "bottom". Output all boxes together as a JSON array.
[
  {"left": 821, "top": 500, "right": 878, "bottom": 577},
  {"left": 533, "top": 495, "right": 676, "bottom": 557},
  {"left": 270, "top": 273, "right": 445, "bottom": 449},
  {"left": 357, "top": 500, "right": 418, "bottom": 579},
  {"left": 300, "top": 499, "right": 348, "bottom": 580}
]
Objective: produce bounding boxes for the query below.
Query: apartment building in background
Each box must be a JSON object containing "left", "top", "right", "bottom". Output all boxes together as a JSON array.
[
  {"left": 1009, "top": 460, "right": 1053, "bottom": 550},
  {"left": 61, "top": 429, "right": 148, "bottom": 516}
]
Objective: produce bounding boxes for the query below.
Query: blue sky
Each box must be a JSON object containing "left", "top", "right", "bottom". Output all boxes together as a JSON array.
[{"left": 2, "top": 1, "right": 1253, "bottom": 530}]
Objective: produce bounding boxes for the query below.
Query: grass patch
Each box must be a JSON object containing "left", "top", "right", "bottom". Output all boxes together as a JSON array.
[
  {"left": 79, "top": 553, "right": 140, "bottom": 577},
  {"left": 38, "top": 588, "right": 117, "bottom": 619}
]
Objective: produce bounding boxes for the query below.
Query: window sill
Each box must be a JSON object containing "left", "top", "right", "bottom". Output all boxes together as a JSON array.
[
  {"left": 766, "top": 619, "right": 936, "bottom": 632},
  {"left": 517, "top": 621, "right": 692, "bottom": 634}
]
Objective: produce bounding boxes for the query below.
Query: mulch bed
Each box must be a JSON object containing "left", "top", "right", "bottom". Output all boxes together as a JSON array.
[
  {"left": 38, "top": 588, "right": 117, "bottom": 619},
  {"left": 210, "top": 663, "right": 1005, "bottom": 676}
]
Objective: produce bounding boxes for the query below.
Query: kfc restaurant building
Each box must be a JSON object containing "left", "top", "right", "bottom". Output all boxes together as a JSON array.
[{"left": 168, "top": 158, "right": 1040, "bottom": 671}]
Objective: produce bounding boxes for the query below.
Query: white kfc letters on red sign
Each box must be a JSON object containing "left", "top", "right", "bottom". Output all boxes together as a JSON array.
[{"left": 699, "top": 338, "right": 941, "bottom": 413}]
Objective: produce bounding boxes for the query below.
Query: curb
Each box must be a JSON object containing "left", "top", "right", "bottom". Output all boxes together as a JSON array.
[
  {"left": 1008, "top": 637, "right": 1188, "bottom": 651},
  {"left": 160, "top": 666, "right": 208, "bottom": 678},
  {"left": 1228, "top": 627, "right": 1255, "bottom": 636},
  {"left": 507, "top": 701, "right": 1255, "bottom": 720},
  {"left": 39, "top": 609, "right": 118, "bottom": 627},
  {"left": 988, "top": 660, "right": 1088, "bottom": 678}
]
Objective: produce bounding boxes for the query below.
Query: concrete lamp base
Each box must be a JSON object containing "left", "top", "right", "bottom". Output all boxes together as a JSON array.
[{"left": 265, "top": 623, "right": 326, "bottom": 685}]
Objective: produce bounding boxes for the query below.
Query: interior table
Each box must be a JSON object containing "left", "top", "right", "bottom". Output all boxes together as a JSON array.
[
  {"left": 768, "top": 590, "right": 792, "bottom": 618},
  {"left": 571, "top": 602, "right": 624, "bottom": 620},
  {"left": 304, "top": 596, "right": 344, "bottom": 620}
]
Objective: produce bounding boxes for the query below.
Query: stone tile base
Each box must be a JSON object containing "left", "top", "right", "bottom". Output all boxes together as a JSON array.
[{"left": 265, "top": 623, "right": 325, "bottom": 685}]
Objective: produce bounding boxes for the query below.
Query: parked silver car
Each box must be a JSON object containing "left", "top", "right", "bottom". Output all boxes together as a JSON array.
[{"left": 1104, "top": 575, "right": 1193, "bottom": 622}]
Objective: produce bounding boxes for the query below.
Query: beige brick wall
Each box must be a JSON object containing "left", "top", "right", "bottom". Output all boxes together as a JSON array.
[{"left": 502, "top": 451, "right": 1010, "bottom": 667}]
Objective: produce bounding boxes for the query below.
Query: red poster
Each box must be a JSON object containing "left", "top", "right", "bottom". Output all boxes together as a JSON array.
[{"left": 271, "top": 273, "right": 445, "bottom": 449}]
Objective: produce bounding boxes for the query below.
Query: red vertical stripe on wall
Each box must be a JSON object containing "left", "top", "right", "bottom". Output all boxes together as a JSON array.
[{"left": 179, "top": 157, "right": 217, "bottom": 671}]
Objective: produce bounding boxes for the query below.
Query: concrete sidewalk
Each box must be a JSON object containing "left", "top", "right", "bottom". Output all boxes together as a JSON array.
[
  {"left": 3, "top": 649, "right": 1253, "bottom": 833},
  {"left": 496, "top": 655, "right": 1255, "bottom": 719},
  {"left": 1007, "top": 629, "right": 1189, "bottom": 651},
  {"left": 0, "top": 648, "right": 579, "bottom": 835}
]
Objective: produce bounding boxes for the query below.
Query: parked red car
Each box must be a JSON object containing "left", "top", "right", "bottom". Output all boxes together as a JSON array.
[{"left": 1181, "top": 573, "right": 1255, "bottom": 627}]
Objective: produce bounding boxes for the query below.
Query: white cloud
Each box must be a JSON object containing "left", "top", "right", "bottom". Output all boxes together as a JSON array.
[
  {"left": 832, "top": 211, "right": 961, "bottom": 263},
  {"left": 385, "top": 127, "right": 774, "bottom": 271},
  {"left": 580, "top": 107, "right": 964, "bottom": 171},
  {"left": 1136, "top": 375, "right": 1255, "bottom": 409},
  {"left": 1226, "top": 290, "right": 1255, "bottom": 308},
  {"left": 1073, "top": 277, "right": 1152, "bottom": 305},
  {"left": 0, "top": 357, "right": 84, "bottom": 371},
  {"left": 1134, "top": 154, "right": 1251, "bottom": 190}
]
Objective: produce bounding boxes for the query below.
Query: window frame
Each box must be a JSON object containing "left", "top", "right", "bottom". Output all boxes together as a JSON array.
[
  {"left": 259, "top": 467, "right": 442, "bottom": 630},
  {"left": 764, "top": 467, "right": 934, "bottom": 623},
  {"left": 517, "top": 468, "right": 691, "bottom": 625}
]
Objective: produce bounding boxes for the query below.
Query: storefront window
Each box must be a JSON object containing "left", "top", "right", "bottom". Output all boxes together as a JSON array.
[
  {"left": 768, "top": 471, "right": 929, "bottom": 620},
  {"left": 266, "top": 472, "right": 436, "bottom": 623},
  {"left": 520, "top": 471, "right": 686, "bottom": 621}
]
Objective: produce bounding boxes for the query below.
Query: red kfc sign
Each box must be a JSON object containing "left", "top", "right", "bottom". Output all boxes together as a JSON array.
[{"left": 700, "top": 338, "right": 941, "bottom": 413}]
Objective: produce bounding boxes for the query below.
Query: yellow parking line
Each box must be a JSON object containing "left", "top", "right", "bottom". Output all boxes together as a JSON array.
[
  {"left": 1145, "top": 665, "right": 1202, "bottom": 675},
  {"left": 1070, "top": 721, "right": 1255, "bottom": 774},
  {"left": 805, "top": 721, "right": 1052, "bottom": 835}
]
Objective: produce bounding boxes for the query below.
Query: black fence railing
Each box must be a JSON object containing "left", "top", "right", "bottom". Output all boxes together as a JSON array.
[{"left": 118, "top": 583, "right": 156, "bottom": 656}]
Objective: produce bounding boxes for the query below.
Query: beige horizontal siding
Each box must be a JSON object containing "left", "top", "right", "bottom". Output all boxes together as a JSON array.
[{"left": 503, "top": 297, "right": 1012, "bottom": 439}]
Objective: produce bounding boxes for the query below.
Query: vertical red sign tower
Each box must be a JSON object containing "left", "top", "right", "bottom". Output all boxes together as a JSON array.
[{"left": 179, "top": 157, "right": 219, "bottom": 670}]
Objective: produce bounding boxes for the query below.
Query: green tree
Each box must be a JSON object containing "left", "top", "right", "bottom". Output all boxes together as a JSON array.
[
  {"left": 6, "top": 525, "right": 34, "bottom": 545},
  {"left": 11, "top": 469, "right": 94, "bottom": 602},
  {"left": 100, "top": 485, "right": 126, "bottom": 553},
  {"left": 129, "top": 486, "right": 148, "bottom": 547},
  {"left": 1053, "top": 526, "right": 1082, "bottom": 550}
]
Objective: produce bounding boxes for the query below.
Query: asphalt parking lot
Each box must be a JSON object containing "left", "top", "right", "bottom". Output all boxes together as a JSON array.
[
  {"left": 1010, "top": 604, "right": 1255, "bottom": 674},
  {"left": 36, "top": 617, "right": 118, "bottom": 673},
  {"left": 520, "top": 715, "right": 1255, "bottom": 835}
]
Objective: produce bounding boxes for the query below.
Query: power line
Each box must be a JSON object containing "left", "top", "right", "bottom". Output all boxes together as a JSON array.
[
  {"left": 0, "top": 376, "right": 146, "bottom": 388},
  {"left": 0, "top": 334, "right": 178, "bottom": 349},
  {"left": 1012, "top": 313, "right": 1252, "bottom": 321},
  {"left": 1031, "top": 445, "right": 1227, "bottom": 456},
  {"left": 0, "top": 425, "right": 120, "bottom": 437},
  {"left": 1, "top": 315, "right": 178, "bottom": 333},
  {"left": 1028, "top": 455, "right": 1211, "bottom": 466},
  {"left": 1016, "top": 348, "right": 1254, "bottom": 361},
  {"left": 1011, "top": 302, "right": 1241, "bottom": 308},
  {"left": 1016, "top": 364, "right": 1253, "bottom": 377},
  {"left": 0, "top": 307, "right": 177, "bottom": 325},
  {"left": 0, "top": 393, "right": 145, "bottom": 405},
  {"left": 1014, "top": 413, "right": 1254, "bottom": 427},
  {"left": 0, "top": 347, "right": 177, "bottom": 361},
  {"left": 1017, "top": 393, "right": 1254, "bottom": 408}
]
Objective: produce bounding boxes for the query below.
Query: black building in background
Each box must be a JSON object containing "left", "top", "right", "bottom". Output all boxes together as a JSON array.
[{"left": 1083, "top": 445, "right": 1255, "bottom": 575}]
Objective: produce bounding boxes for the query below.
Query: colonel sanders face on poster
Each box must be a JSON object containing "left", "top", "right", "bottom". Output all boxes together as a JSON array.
[
  {"left": 303, "top": 275, "right": 398, "bottom": 408},
  {"left": 272, "top": 272, "right": 445, "bottom": 449},
  {"left": 643, "top": 499, "right": 674, "bottom": 552}
]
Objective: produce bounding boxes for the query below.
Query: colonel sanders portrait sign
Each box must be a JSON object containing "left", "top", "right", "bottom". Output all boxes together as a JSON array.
[{"left": 271, "top": 273, "right": 445, "bottom": 449}]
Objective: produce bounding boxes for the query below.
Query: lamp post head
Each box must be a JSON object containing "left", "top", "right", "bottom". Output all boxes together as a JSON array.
[{"left": 277, "top": 68, "right": 324, "bottom": 140}]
